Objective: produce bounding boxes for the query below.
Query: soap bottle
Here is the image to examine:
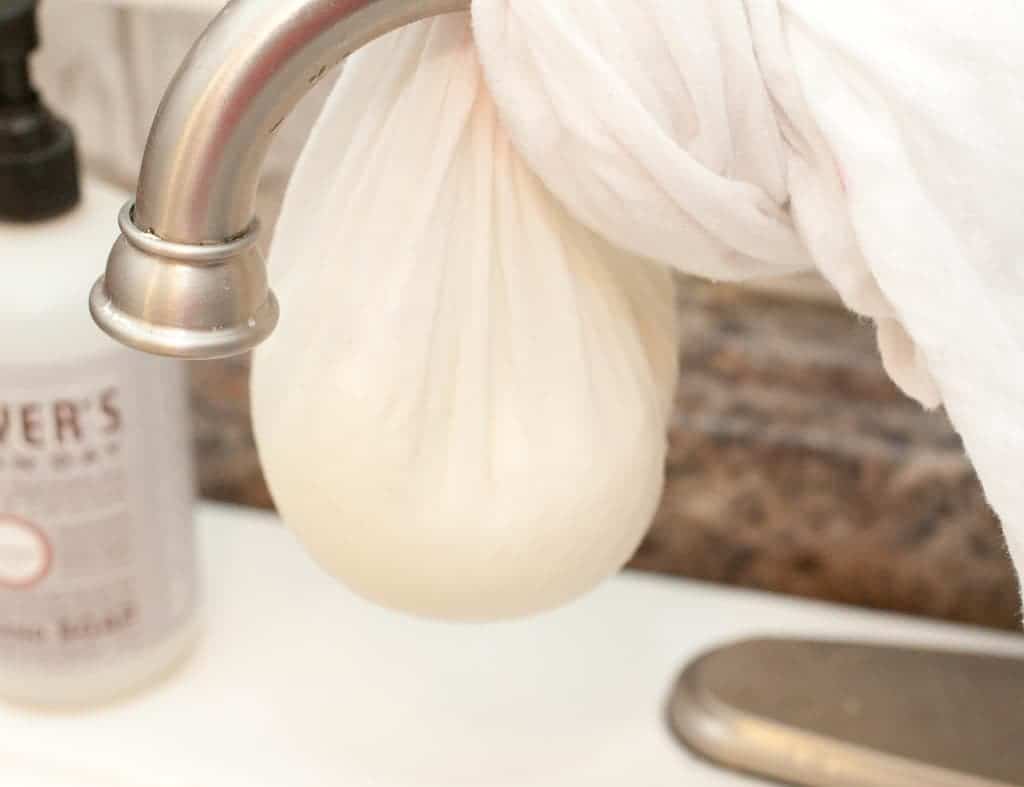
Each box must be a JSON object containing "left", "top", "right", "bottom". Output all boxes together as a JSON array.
[{"left": 0, "top": 0, "right": 199, "bottom": 705}]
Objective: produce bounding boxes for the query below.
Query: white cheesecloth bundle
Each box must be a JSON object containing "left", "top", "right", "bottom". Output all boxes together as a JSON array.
[
  {"left": 255, "top": 1, "right": 1024, "bottom": 618},
  {"left": 252, "top": 17, "right": 679, "bottom": 620}
]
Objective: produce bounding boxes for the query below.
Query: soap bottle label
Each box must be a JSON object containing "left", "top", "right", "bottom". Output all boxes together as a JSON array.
[{"left": 0, "top": 351, "right": 197, "bottom": 668}]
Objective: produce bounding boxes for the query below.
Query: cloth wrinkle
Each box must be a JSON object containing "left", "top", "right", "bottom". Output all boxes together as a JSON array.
[{"left": 471, "top": 0, "right": 1024, "bottom": 598}]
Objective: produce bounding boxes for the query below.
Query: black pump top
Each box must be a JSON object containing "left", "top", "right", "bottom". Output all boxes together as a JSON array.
[{"left": 0, "top": 0, "right": 80, "bottom": 222}]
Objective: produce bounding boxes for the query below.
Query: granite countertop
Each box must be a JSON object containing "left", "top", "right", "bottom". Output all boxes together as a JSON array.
[
  {"left": 634, "top": 280, "right": 1017, "bottom": 630},
  {"left": 190, "top": 278, "right": 1019, "bottom": 631}
]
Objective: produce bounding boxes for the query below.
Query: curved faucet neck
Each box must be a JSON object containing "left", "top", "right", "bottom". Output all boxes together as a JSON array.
[
  {"left": 134, "top": 0, "right": 469, "bottom": 244},
  {"left": 91, "top": 0, "right": 467, "bottom": 359}
]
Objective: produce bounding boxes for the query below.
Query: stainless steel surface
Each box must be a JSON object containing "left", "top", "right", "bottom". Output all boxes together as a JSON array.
[
  {"left": 669, "top": 638, "right": 1024, "bottom": 787},
  {"left": 92, "top": 0, "right": 469, "bottom": 359},
  {"left": 90, "top": 202, "right": 278, "bottom": 359}
]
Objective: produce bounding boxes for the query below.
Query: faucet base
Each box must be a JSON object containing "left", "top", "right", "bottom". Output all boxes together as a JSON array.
[{"left": 670, "top": 638, "right": 1024, "bottom": 786}]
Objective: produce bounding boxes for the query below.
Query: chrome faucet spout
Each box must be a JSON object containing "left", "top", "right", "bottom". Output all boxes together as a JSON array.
[{"left": 90, "top": 0, "right": 469, "bottom": 360}]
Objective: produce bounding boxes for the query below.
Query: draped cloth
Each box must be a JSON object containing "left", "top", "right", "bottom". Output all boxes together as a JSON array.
[{"left": 473, "top": 0, "right": 1024, "bottom": 593}]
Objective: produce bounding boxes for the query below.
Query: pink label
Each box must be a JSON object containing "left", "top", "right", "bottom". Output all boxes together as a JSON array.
[{"left": 0, "top": 351, "right": 197, "bottom": 669}]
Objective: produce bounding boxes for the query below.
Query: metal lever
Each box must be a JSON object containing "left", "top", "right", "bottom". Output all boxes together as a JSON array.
[{"left": 670, "top": 638, "right": 1024, "bottom": 787}]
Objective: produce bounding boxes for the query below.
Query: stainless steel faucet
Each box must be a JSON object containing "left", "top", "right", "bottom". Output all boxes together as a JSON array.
[{"left": 89, "top": 0, "right": 468, "bottom": 360}]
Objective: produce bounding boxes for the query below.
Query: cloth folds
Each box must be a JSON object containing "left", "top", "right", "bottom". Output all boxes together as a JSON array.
[{"left": 471, "top": 0, "right": 1024, "bottom": 594}]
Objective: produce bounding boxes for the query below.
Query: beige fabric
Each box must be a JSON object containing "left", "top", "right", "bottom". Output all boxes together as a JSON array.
[{"left": 252, "top": 17, "right": 679, "bottom": 621}]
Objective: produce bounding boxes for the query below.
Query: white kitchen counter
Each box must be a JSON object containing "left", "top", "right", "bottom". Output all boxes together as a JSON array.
[{"left": 3, "top": 504, "right": 1022, "bottom": 787}]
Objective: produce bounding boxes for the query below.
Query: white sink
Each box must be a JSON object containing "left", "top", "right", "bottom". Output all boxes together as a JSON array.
[{"left": 2, "top": 504, "right": 1021, "bottom": 787}]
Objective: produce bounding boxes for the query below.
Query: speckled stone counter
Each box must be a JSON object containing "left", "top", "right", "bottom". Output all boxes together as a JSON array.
[
  {"left": 190, "top": 279, "right": 1020, "bottom": 631},
  {"left": 634, "top": 280, "right": 1018, "bottom": 630}
]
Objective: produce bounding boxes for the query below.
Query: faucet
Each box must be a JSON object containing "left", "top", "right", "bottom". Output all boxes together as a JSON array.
[{"left": 89, "top": 0, "right": 468, "bottom": 360}]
